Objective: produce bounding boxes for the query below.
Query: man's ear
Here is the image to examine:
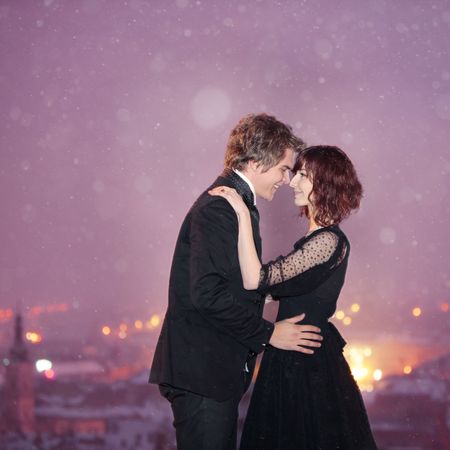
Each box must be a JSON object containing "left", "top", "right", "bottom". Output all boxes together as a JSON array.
[{"left": 247, "top": 160, "right": 261, "bottom": 173}]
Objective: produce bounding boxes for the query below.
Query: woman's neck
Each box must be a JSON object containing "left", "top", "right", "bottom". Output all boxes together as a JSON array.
[{"left": 307, "top": 218, "right": 322, "bottom": 234}]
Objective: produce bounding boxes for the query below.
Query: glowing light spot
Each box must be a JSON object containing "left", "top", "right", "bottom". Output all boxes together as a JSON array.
[
  {"left": 102, "top": 326, "right": 111, "bottom": 336},
  {"left": 412, "top": 307, "right": 422, "bottom": 317},
  {"left": 150, "top": 315, "right": 161, "bottom": 327},
  {"left": 135, "top": 320, "right": 143, "bottom": 329},
  {"left": 343, "top": 316, "right": 352, "bottom": 326},
  {"left": 351, "top": 303, "right": 360, "bottom": 313},
  {"left": 25, "top": 332, "right": 42, "bottom": 344},
  {"left": 119, "top": 323, "right": 128, "bottom": 331},
  {"left": 373, "top": 369, "right": 383, "bottom": 381},
  {"left": 36, "top": 359, "right": 52, "bottom": 373},
  {"left": 440, "top": 303, "right": 449, "bottom": 312},
  {"left": 118, "top": 330, "right": 127, "bottom": 339},
  {"left": 403, "top": 365, "right": 412, "bottom": 374},
  {"left": 44, "top": 369, "right": 55, "bottom": 379},
  {"left": 335, "top": 310, "right": 345, "bottom": 320},
  {"left": 345, "top": 345, "right": 376, "bottom": 391},
  {"left": 0, "top": 308, "right": 13, "bottom": 320},
  {"left": 352, "top": 367, "right": 369, "bottom": 381}
]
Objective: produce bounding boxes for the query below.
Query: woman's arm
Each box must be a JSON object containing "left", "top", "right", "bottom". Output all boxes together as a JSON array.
[
  {"left": 209, "top": 186, "right": 261, "bottom": 289},
  {"left": 209, "top": 187, "right": 345, "bottom": 296},
  {"left": 258, "top": 231, "right": 344, "bottom": 297}
]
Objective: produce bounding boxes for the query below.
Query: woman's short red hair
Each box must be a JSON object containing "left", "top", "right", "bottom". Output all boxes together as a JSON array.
[{"left": 294, "top": 145, "right": 363, "bottom": 226}]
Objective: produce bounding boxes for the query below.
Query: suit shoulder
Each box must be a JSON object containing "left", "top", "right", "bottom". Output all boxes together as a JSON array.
[
  {"left": 192, "top": 190, "right": 234, "bottom": 215},
  {"left": 189, "top": 194, "right": 236, "bottom": 234}
]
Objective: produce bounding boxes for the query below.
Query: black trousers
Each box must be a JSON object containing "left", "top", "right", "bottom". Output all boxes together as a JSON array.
[{"left": 159, "top": 375, "right": 247, "bottom": 450}]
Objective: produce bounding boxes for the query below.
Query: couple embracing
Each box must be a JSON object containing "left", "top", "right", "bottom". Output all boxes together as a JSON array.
[{"left": 150, "top": 114, "right": 377, "bottom": 450}]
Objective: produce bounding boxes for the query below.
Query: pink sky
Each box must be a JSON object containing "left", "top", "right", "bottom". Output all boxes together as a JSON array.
[{"left": 1, "top": 0, "right": 449, "bottom": 341}]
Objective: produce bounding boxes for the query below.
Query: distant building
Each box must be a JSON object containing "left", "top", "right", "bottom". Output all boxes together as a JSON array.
[
  {"left": 1, "top": 312, "right": 35, "bottom": 434},
  {"left": 369, "top": 358, "right": 450, "bottom": 450}
]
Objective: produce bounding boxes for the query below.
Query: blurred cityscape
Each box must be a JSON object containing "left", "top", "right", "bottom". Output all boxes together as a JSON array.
[{"left": 1, "top": 303, "right": 450, "bottom": 450}]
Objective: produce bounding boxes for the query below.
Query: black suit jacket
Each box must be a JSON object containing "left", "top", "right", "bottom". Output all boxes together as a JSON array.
[{"left": 149, "top": 170, "right": 274, "bottom": 401}]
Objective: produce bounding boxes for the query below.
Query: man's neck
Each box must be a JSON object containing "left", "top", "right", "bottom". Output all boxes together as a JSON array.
[{"left": 233, "top": 169, "right": 256, "bottom": 205}]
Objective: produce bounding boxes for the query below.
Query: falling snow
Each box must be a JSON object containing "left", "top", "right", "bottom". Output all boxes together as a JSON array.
[{"left": 0, "top": 0, "right": 448, "bottom": 339}]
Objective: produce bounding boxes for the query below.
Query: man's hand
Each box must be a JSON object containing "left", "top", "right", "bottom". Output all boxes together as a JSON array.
[{"left": 269, "top": 314, "right": 322, "bottom": 354}]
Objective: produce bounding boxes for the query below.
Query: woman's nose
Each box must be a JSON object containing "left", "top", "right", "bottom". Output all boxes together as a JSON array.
[{"left": 289, "top": 173, "right": 298, "bottom": 187}]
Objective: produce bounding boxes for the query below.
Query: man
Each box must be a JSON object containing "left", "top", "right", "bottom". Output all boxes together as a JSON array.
[{"left": 149, "top": 113, "right": 323, "bottom": 450}]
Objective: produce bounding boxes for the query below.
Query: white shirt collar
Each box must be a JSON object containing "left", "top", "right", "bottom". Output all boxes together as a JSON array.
[{"left": 233, "top": 169, "right": 256, "bottom": 205}]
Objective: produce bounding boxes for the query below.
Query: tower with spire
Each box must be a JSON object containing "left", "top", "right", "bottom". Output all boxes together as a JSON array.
[{"left": 3, "top": 312, "right": 35, "bottom": 433}]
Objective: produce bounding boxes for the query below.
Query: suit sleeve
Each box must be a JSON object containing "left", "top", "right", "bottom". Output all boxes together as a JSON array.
[{"left": 190, "top": 198, "right": 274, "bottom": 354}]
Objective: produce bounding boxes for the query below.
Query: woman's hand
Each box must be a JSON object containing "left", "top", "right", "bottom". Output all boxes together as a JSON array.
[{"left": 208, "top": 186, "right": 248, "bottom": 217}]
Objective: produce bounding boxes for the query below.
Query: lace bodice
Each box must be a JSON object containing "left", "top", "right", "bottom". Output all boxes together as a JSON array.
[{"left": 258, "top": 227, "right": 348, "bottom": 298}]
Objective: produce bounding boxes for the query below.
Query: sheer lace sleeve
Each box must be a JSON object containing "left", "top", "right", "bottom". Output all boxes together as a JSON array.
[{"left": 258, "top": 230, "right": 347, "bottom": 297}]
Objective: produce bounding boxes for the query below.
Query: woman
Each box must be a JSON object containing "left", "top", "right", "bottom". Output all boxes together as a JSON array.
[{"left": 209, "top": 145, "right": 377, "bottom": 449}]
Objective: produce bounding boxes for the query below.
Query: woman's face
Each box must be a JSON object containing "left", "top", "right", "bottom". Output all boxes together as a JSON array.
[{"left": 290, "top": 164, "right": 314, "bottom": 207}]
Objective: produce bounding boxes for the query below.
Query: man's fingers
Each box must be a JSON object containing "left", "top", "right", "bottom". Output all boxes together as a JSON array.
[
  {"left": 299, "top": 332, "right": 323, "bottom": 341},
  {"left": 296, "top": 325, "right": 322, "bottom": 334},
  {"left": 284, "top": 313, "right": 305, "bottom": 323},
  {"left": 293, "top": 346, "right": 315, "bottom": 354},
  {"left": 299, "top": 339, "right": 321, "bottom": 348}
]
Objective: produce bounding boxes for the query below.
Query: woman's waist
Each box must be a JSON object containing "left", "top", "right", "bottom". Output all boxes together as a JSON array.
[
  {"left": 276, "top": 308, "right": 335, "bottom": 327},
  {"left": 267, "top": 320, "right": 346, "bottom": 357}
]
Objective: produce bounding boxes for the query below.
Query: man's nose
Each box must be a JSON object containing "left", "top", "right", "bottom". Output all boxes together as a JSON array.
[{"left": 283, "top": 171, "right": 290, "bottom": 184}]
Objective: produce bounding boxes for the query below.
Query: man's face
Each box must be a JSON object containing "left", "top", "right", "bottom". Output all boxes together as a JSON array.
[{"left": 252, "top": 148, "right": 295, "bottom": 201}]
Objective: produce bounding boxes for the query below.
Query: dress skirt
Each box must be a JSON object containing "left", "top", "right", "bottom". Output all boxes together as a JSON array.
[{"left": 240, "top": 323, "right": 378, "bottom": 450}]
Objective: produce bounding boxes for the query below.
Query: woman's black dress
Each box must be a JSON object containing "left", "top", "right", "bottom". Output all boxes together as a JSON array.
[{"left": 240, "top": 226, "right": 378, "bottom": 450}]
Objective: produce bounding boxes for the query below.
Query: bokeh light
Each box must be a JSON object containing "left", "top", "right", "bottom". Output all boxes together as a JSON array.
[
  {"left": 36, "top": 359, "right": 53, "bottom": 373},
  {"left": 403, "top": 365, "right": 412, "bottom": 375},
  {"left": 44, "top": 369, "right": 55, "bottom": 380},
  {"left": 25, "top": 332, "right": 42, "bottom": 344}
]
